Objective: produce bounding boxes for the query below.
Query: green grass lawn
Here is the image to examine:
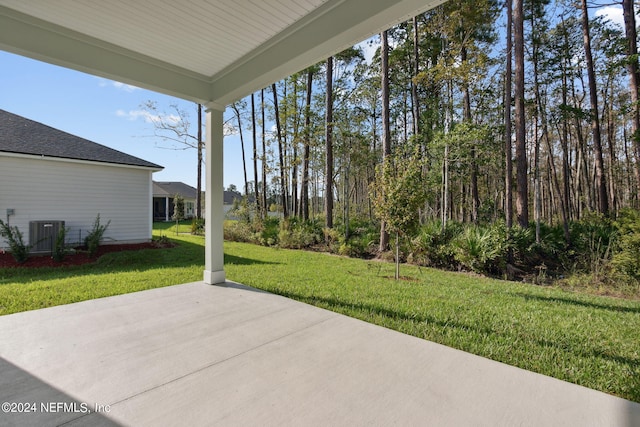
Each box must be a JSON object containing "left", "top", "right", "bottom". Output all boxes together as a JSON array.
[{"left": 1, "top": 224, "right": 639, "bottom": 402}]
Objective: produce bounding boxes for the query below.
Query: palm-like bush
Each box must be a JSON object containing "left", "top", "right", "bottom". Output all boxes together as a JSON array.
[
  {"left": 612, "top": 209, "right": 640, "bottom": 280},
  {"left": 453, "top": 224, "right": 508, "bottom": 275},
  {"left": 411, "top": 220, "right": 461, "bottom": 268},
  {"left": 0, "top": 220, "right": 30, "bottom": 263}
]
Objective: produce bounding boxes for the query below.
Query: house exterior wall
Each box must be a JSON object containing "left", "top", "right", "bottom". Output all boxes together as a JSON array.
[{"left": 0, "top": 155, "right": 154, "bottom": 249}]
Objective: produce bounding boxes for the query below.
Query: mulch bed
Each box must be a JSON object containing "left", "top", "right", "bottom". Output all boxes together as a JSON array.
[{"left": 0, "top": 242, "right": 170, "bottom": 269}]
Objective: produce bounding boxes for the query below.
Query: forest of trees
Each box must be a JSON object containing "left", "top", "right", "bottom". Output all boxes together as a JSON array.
[{"left": 219, "top": 0, "right": 640, "bottom": 288}]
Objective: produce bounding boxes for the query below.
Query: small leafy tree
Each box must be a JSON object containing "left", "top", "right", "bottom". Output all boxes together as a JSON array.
[
  {"left": 85, "top": 214, "right": 111, "bottom": 257},
  {"left": 172, "top": 194, "right": 185, "bottom": 234},
  {"left": 0, "top": 219, "right": 30, "bottom": 263},
  {"left": 371, "top": 145, "right": 427, "bottom": 279}
]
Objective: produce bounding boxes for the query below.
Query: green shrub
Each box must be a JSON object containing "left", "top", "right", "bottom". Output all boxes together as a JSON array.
[
  {"left": 343, "top": 233, "right": 378, "bottom": 258},
  {"left": 278, "top": 228, "right": 316, "bottom": 249},
  {"left": 329, "top": 217, "right": 379, "bottom": 257},
  {"left": 0, "top": 219, "right": 30, "bottom": 263},
  {"left": 152, "top": 234, "right": 173, "bottom": 247},
  {"left": 85, "top": 214, "right": 110, "bottom": 258},
  {"left": 227, "top": 197, "right": 254, "bottom": 223},
  {"left": 611, "top": 209, "right": 640, "bottom": 280},
  {"left": 323, "top": 227, "right": 341, "bottom": 250},
  {"left": 223, "top": 220, "right": 254, "bottom": 243},
  {"left": 568, "top": 213, "right": 616, "bottom": 274},
  {"left": 507, "top": 223, "right": 535, "bottom": 265},
  {"left": 532, "top": 223, "right": 566, "bottom": 257},
  {"left": 52, "top": 226, "right": 69, "bottom": 262},
  {"left": 411, "top": 220, "right": 462, "bottom": 268},
  {"left": 261, "top": 217, "right": 281, "bottom": 245},
  {"left": 277, "top": 218, "right": 323, "bottom": 249},
  {"left": 453, "top": 224, "right": 508, "bottom": 275},
  {"left": 191, "top": 218, "right": 205, "bottom": 235}
]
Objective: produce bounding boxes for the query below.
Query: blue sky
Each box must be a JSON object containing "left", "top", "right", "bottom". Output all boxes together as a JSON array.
[{"left": 0, "top": 50, "right": 246, "bottom": 191}]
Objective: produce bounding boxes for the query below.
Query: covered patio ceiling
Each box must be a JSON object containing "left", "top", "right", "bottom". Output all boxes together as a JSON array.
[{"left": 0, "top": 0, "right": 445, "bottom": 107}]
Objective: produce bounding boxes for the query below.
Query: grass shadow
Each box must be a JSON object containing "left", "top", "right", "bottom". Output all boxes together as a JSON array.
[
  {"left": 533, "top": 336, "right": 640, "bottom": 367},
  {"left": 515, "top": 293, "right": 640, "bottom": 314},
  {"left": 224, "top": 254, "right": 281, "bottom": 266},
  {"left": 268, "top": 288, "right": 495, "bottom": 336}
]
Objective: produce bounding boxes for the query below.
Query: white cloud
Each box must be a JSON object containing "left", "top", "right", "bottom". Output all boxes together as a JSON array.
[
  {"left": 116, "top": 109, "right": 180, "bottom": 125},
  {"left": 96, "top": 77, "right": 139, "bottom": 92},
  {"left": 112, "top": 81, "right": 139, "bottom": 92},
  {"left": 596, "top": 6, "right": 624, "bottom": 30}
]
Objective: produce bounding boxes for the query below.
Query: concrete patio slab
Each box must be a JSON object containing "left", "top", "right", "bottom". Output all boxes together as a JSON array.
[{"left": 0, "top": 281, "right": 638, "bottom": 426}]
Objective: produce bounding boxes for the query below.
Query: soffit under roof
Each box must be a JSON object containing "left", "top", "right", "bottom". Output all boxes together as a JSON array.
[{"left": 0, "top": 0, "right": 445, "bottom": 106}]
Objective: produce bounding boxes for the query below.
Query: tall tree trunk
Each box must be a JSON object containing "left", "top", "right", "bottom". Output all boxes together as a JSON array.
[
  {"left": 291, "top": 77, "right": 299, "bottom": 218},
  {"left": 261, "top": 89, "right": 268, "bottom": 219},
  {"left": 272, "top": 83, "right": 288, "bottom": 218},
  {"left": 559, "top": 25, "right": 572, "bottom": 221},
  {"left": 534, "top": 111, "right": 541, "bottom": 243},
  {"left": 581, "top": 0, "right": 609, "bottom": 215},
  {"left": 196, "top": 104, "right": 203, "bottom": 219},
  {"left": 462, "top": 46, "right": 479, "bottom": 224},
  {"left": 531, "top": 10, "right": 541, "bottom": 243},
  {"left": 545, "top": 132, "right": 571, "bottom": 244},
  {"left": 379, "top": 30, "right": 391, "bottom": 251},
  {"left": 411, "top": 15, "right": 421, "bottom": 138},
  {"left": 232, "top": 103, "right": 249, "bottom": 195},
  {"left": 606, "top": 85, "right": 618, "bottom": 215},
  {"left": 251, "top": 94, "right": 260, "bottom": 215},
  {"left": 443, "top": 80, "right": 452, "bottom": 229},
  {"left": 623, "top": 0, "right": 640, "bottom": 204},
  {"left": 514, "top": 0, "right": 528, "bottom": 227},
  {"left": 301, "top": 69, "right": 313, "bottom": 221},
  {"left": 505, "top": 0, "right": 513, "bottom": 229},
  {"left": 325, "top": 56, "right": 334, "bottom": 230},
  {"left": 571, "top": 76, "right": 592, "bottom": 216}
]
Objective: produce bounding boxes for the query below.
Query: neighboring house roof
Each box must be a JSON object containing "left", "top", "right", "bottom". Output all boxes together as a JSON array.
[
  {"left": 224, "top": 190, "right": 243, "bottom": 205},
  {"left": 153, "top": 181, "right": 198, "bottom": 200},
  {"left": 153, "top": 182, "right": 246, "bottom": 205},
  {"left": 0, "top": 109, "right": 163, "bottom": 170}
]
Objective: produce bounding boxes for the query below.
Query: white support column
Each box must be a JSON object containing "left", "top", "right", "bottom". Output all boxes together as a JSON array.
[
  {"left": 165, "top": 197, "right": 169, "bottom": 222},
  {"left": 203, "top": 104, "right": 226, "bottom": 284}
]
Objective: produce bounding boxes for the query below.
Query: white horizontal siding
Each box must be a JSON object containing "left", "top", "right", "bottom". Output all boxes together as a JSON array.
[{"left": 0, "top": 155, "right": 153, "bottom": 249}]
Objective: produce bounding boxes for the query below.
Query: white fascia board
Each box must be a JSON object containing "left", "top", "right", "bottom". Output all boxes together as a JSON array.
[
  {"left": 0, "top": 5, "right": 211, "bottom": 103},
  {"left": 209, "top": 0, "right": 446, "bottom": 105},
  {"left": 0, "top": 151, "right": 164, "bottom": 172}
]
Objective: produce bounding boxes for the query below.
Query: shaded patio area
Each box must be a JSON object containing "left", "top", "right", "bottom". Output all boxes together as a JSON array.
[{"left": 1, "top": 281, "right": 639, "bottom": 426}]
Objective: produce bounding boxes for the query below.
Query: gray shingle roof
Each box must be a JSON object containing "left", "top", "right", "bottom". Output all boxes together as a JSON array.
[
  {"left": 153, "top": 181, "right": 198, "bottom": 199},
  {"left": 0, "top": 109, "right": 163, "bottom": 169},
  {"left": 153, "top": 182, "right": 247, "bottom": 205}
]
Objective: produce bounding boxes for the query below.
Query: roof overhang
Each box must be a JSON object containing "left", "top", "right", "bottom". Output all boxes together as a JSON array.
[
  {"left": 0, "top": 0, "right": 445, "bottom": 106},
  {"left": 0, "top": 150, "right": 164, "bottom": 172}
]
